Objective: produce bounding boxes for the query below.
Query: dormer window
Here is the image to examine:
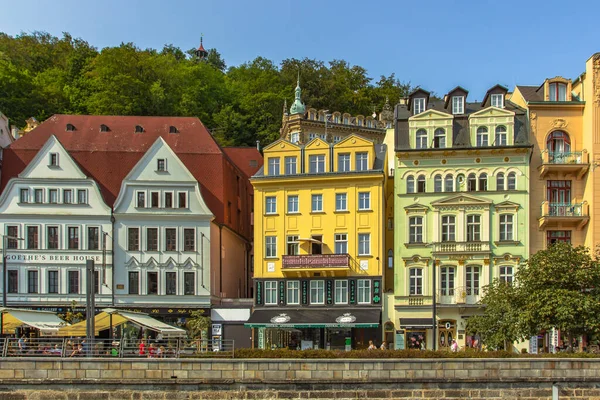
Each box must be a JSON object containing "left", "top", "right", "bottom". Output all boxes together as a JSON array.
[
  {"left": 549, "top": 82, "right": 567, "bottom": 101},
  {"left": 157, "top": 158, "right": 167, "bottom": 172},
  {"left": 100, "top": 124, "right": 110, "bottom": 132},
  {"left": 49, "top": 153, "right": 59, "bottom": 167},
  {"left": 452, "top": 96, "right": 464, "bottom": 114},
  {"left": 66, "top": 123, "right": 75, "bottom": 132},
  {"left": 135, "top": 125, "right": 144, "bottom": 133},
  {"left": 413, "top": 98, "right": 425, "bottom": 115},
  {"left": 491, "top": 94, "right": 504, "bottom": 108},
  {"left": 169, "top": 126, "right": 178, "bottom": 134}
]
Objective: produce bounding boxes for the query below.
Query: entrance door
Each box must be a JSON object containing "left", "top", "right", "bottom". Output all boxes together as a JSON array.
[{"left": 438, "top": 320, "right": 457, "bottom": 349}]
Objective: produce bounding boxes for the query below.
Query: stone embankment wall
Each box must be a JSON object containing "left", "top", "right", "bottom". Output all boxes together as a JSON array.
[{"left": 0, "top": 358, "right": 598, "bottom": 399}]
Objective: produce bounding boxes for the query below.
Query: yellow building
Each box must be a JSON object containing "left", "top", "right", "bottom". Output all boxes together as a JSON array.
[{"left": 246, "top": 134, "right": 388, "bottom": 350}]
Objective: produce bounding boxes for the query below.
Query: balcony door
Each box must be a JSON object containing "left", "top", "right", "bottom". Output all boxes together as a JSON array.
[
  {"left": 311, "top": 235, "right": 323, "bottom": 255},
  {"left": 546, "top": 131, "right": 570, "bottom": 154},
  {"left": 547, "top": 181, "right": 571, "bottom": 216}
]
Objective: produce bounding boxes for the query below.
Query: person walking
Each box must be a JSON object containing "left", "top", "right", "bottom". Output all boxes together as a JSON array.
[{"left": 367, "top": 340, "right": 377, "bottom": 350}]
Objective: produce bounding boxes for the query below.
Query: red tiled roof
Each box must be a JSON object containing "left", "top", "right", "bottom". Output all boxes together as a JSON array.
[{"left": 223, "top": 147, "right": 263, "bottom": 178}]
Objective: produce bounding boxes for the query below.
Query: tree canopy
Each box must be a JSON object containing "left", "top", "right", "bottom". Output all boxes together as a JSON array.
[{"left": 0, "top": 31, "right": 412, "bottom": 146}]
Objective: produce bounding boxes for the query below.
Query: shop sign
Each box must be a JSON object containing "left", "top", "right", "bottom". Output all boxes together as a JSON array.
[
  {"left": 395, "top": 330, "right": 406, "bottom": 350},
  {"left": 278, "top": 281, "right": 285, "bottom": 305},
  {"left": 326, "top": 280, "right": 333, "bottom": 305},
  {"left": 258, "top": 327, "right": 265, "bottom": 349},
  {"left": 6, "top": 253, "right": 103, "bottom": 264},
  {"left": 256, "top": 281, "right": 263, "bottom": 305},
  {"left": 372, "top": 280, "right": 381, "bottom": 304},
  {"left": 349, "top": 279, "right": 356, "bottom": 304},
  {"left": 301, "top": 280, "right": 308, "bottom": 305},
  {"left": 212, "top": 324, "right": 222, "bottom": 336},
  {"left": 529, "top": 335, "right": 538, "bottom": 354}
]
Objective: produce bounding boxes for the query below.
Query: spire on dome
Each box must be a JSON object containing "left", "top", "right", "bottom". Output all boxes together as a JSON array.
[
  {"left": 289, "top": 70, "right": 306, "bottom": 115},
  {"left": 195, "top": 34, "right": 208, "bottom": 61}
]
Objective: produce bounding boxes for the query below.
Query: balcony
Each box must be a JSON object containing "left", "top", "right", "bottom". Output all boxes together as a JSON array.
[
  {"left": 281, "top": 254, "right": 351, "bottom": 277},
  {"left": 538, "top": 202, "right": 589, "bottom": 231},
  {"left": 432, "top": 242, "right": 491, "bottom": 255},
  {"left": 539, "top": 151, "right": 589, "bottom": 179},
  {"left": 437, "top": 286, "right": 480, "bottom": 306}
]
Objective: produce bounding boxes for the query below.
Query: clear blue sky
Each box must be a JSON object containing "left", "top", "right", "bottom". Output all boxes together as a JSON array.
[{"left": 2, "top": 0, "right": 599, "bottom": 100}]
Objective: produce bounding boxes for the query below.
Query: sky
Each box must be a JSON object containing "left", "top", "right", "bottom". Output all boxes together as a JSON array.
[{"left": 1, "top": 0, "right": 599, "bottom": 100}]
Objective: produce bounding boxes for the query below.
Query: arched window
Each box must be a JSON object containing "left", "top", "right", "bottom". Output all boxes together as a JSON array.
[
  {"left": 444, "top": 175, "right": 454, "bottom": 192},
  {"left": 100, "top": 124, "right": 109, "bottom": 132},
  {"left": 434, "top": 128, "right": 445, "bottom": 148},
  {"left": 467, "top": 173, "right": 477, "bottom": 192},
  {"left": 507, "top": 172, "right": 516, "bottom": 190},
  {"left": 546, "top": 131, "right": 571, "bottom": 154},
  {"left": 416, "top": 129, "right": 428, "bottom": 149},
  {"left": 434, "top": 174, "right": 443, "bottom": 192},
  {"left": 476, "top": 127, "right": 488, "bottom": 147},
  {"left": 66, "top": 123, "right": 75, "bottom": 132},
  {"left": 549, "top": 82, "right": 567, "bottom": 101},
  {"left": 495, "top": 126, "right": 507, "bottom": 146},
  {"left": 417, "top": 175, "right": 426, "bottom": 193},
  {"left": 387, "top": 249, "right": 393, "bottom": 269},
  {"left": 496, "top": 173, "right": 505, "bottom": 190},
  {"left": 478, "top": 173, "right": 488, "bottom": 191},
  {"left": 407, "top": 176, "right": 415, "bottom": 193},
  {"left": 135, "top": 125, "right": 144, "bottom": 133}
]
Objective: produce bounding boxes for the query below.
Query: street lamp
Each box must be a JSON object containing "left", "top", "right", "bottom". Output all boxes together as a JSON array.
[{"left": 2, "top": 234, "right": 24, "bottom": 337}]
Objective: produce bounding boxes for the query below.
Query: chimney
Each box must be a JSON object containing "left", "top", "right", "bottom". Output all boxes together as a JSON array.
[
  {"left": 256, "top": 140, "right": 260, "bottom": 151},
  {"left": 11, "top": 126, "right": 19, "bottom": 139}
]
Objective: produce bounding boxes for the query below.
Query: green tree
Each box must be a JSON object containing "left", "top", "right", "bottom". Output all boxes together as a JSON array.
[
  {"left": 58, "top": 300, "right": 84, "bottom": 325},
  {"left": 186, "top": 310, "right": 211, "bottom": 339}
]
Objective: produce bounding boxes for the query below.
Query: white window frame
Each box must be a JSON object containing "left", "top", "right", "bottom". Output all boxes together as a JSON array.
[
  {"left": 287, "top": 281, "right": 300, "bottom": 305},
  {"left": 499, "top": 265, "right": 514, "bottom": 284},
  {"left": 49, "top": 188, "right": 58, "bottom": 204},
  {"left": 499, "top": 214, "right": 514, "bottom": 241},
  {"left": 434, "top": 128, "right": 446, "bottom": 148},
  {"left": 335, "top": 193, "right": 347, "bottom": 211},
  {"left": 358, "top": 192, "right": 370, "bottom": 210},
  {"left": 265, "top": 281, "right": 277, "bottom": 305},
  {"left": 444, "top": 175, "right": 454, "bottom": 192},
  {"left": 290, "top": 132, "right": 299, "bottom": 144},
  {"left": 338, "top": 153, "right": 351, "bottom": 172},
  {"left": 356, "top": 152, "right": 368, "bottom": 171},
  {"left": 476, "top": 127, "right": 489, "bottom": 147},
  {"left": 357, "top": 279, "right": 371, "bottom": 304},
  {"left": 311, "top": 194, "right": 323, "bottom": 212},
  {"left": 440, "top": 266, "right": 455, "bottom": 296},
  {"left": 286, "top": 235, "right": 299, "bottom": 256},
  {"left": 413, "top": 98, "right": 425, "bottom": 114},
  {"left": 466, "top": 214, "right": 481, "bottom": 242},
  {"left": 334, "top": 233, "right": 348, "bottom": 254},
  {"left": 309, "top": 154, "right": 326, "bottom": 173},
  {"left": 268, "top": 158, "right": 280, "bottom": 176},
  {"left": 265, "top": 196, "right": 277, "bottom": 214},
  {"left": 491, "top": 93, "right": 504, "bottom": 108},
  {"left": 287, "top": 195, "right": 299, "bottom": 214},
  {"left": 164, "top": 191, "right": 174, "bottom": 208},
  {"left": 495, "top": 126, "right": 507, "bottom": 146},
  {"left": 49, "top": 152, "right": 59, "bottom": 167},
  {"left": 265, "top": 236, "right": 277, "bottom": 258},
  {"left": 136, "top": 191, "right": 146, "bottom": 208},
  {"left": 358, "top": 233, "right": 371, "bottom": 256},
  {"left": 496, "top": 173, "right": 505, "bottom": 190},
  {"left": 310, "top": 280, "right": 325, "bottom": 304},
  {"left": 20, "top": 188, "right": 29, "bottom": 203},
  {"left": 409, "top": 268, "right": 423, "bottom": 295},
  {"left": 34, "top": 188, "right": 44, "bottom": 203},
  {"left": 441, "top": 215, "right": 456, "bottom": 242},
  {"left": 335, "top": 280, "right": 348, "bottom": 304},
  {"left": 284, "top": 156, "right": 297, "bottom": 175},
  {"left": 452, "top": 96, "right": 464, "bottom": 114},
  {"left": 77, "top": 189, "right": 87, "bottom": 204},
  {"left": 416, "top": 129, "right": 427, "bottom": 149},
  {"left": 507, "top": 172, "right": 517, "bottom": 190},
  {"left": 466, "top": 265, "right": 480, "bottom": 295},
  {"left": 409, "top": 216, "right": 423, "bottom": 243},
  {"left": 177, "top": 191, "right": 188, "bottom": 208},
  {"left": 157, "top": 158, "right": 167, "bottom": 172}
]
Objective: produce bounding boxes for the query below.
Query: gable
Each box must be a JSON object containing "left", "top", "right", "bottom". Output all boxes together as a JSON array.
[
  {"left": 469, "top": 107, "right": 515, "bottom": 119},
  {"left": 409, "top": 109, "right": 452, "bottom": 121},
  {"left": 431, "top": 194, "right": 492, "bottom": 207},
  {"left": 19, "top": 135, "right": 86, "bottom": 180},
  {"left": 123, "top": 137, "right": 196, "bottom": 182},
  {"left": 263, "top": 139, "right": 301, "bottom": 152},
  {"left": 304, "top": 138, "right": 329, "bottom": 150},
  {"left": 404, "top": 203, "right": 430, "bottom": 212},
  {"left": 334, "top": 134, "right": 373, "bottom": 148}
]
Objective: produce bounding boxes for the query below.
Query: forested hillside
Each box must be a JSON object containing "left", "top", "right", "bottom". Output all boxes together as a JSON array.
[{"left": 0, "top": 32, "right": 412, "bottom": 146}]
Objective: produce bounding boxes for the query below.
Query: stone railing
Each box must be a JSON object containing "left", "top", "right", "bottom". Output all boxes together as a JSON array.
[{"left": 432, "top": 242, "right": 490, "bottom": 254}]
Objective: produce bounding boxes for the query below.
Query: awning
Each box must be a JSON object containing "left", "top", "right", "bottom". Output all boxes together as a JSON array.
[
  {"left": 0, "top": 307, "right": 67, "bottom": 336},
  {"left": 399, "top": 318, "right": 434, "bottom": 329},
  {"left": 57, "top": 308, "right": 186, "bottom": 338},
  {"left": 297, "top": 238, "right": 324, "bottom": 244},
  {"left": 245, "top": 308, "right": 380, "bottom": 328}
]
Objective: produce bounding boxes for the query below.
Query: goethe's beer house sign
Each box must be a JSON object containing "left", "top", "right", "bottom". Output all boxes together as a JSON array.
[{"left": 6, "top": 253, "right": 103, "bottom": 264}]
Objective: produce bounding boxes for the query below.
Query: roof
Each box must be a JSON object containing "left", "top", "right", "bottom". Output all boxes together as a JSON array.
[
  {"left": 223, "top": 147, "right": 264, "bottom": 178},
  {"left": 516, "top": 85, "right": 543, "bottom": 102}
]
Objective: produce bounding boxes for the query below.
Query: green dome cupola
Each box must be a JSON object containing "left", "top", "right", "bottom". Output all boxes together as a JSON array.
[{"left": 289, "top": 73, "right": 306, "bottom": 115}]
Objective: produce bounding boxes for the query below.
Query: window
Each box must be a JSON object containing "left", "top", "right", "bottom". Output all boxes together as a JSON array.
[
  {"left": 467, "top": 173, "right": 477, "bottom": 192},
  {"left": 358, "top": 192, "right": 370, "bottom": 210},
  {"left": 356, "top": 152, "right": 368, "bottom": 171},
  {"left": 309, "top": 155, "right": 325, "bottom": 173},
  {"left": 135, "top": 125, "right": 144, "bottom": 133},
  {"left": 357, "top": 279, "right": 371, "bottom": 304},
  {"left": 287, "top": 281, "right": 300, "bottom": 304},
  {"left": 444, "top": 175, "right": 454, "bottom": 192},
  {"left": 499, "top": 214, "right": 514, "bottom": 241},
  {"left": 136, "top": 192, "right": 146, "bottom": 208},
  {"left": 413, "top": 98, "right": 425, "bottom": 114},
  {"left": 467, "top": 215, "right": 481, "bottom": 241},
  {"left": 63, "top": 189, "right": 72, "bottom": 204},
  {"left": 88, "top": 227, "right": 99, "bottom": 250},
  {"left": 68, "top": 271, "right": 79, "bottom": 294},
  {"left": 34, "top": 188, "right": 43, "bottom": 203},
  {"left": 178, "top": 192, "right": 187, "bottom": 208},
  {"left": 311, "top": 235, "right": 322, "bottom": 255},
  {"left": 151, "top": 192, "right": 159, "bottom": 208},
  {"left": 128, "top": 272, "right": 139, "bottom": 294},
  {"left": 265, "top": 281, "right": 277, "bottom": 305},
  {"left": 46, "top": 226, "right": 59, "bottom": 249},
  {"left": 417, "top": 175, "right": 426, "bottom": 193},
  {"left": 409, "top": 216, "right": 423, "bottom": 243},
  {"left": 416, "top": 129, "right": 427, "bottom": 149},
  {"left": 333, "top": 135, "right": 342, "bottom": 143},
  {"left": 507, "top": 173, "right": 516, "bottom": 190},
  {"left": 67, "top": 226, "right": 79, "bottom": 250},
  {"left": 184, "top": 272, "right": 195, "bottom": 295},
  {"left": 28, "top": 270, "right": 38, "bottom": 294},
  {"left": 466, "top": 266, "right": 480, "bottom": 295},
  {"left": 265, "top": 236, "right": 277, "bottom": 258},
  {"left": 146, "top": 228, "right": 158, "bottom": 251},
  {"left": 344, "top": 117, "right": 349, "bottom": 125},
  {"left": 66, "top": 123, "right": 75, "bottom": 132},
  {"left": 27, "top": 226, "right": 38, "bottom": 249},
  {"left": 547, "top": 230, "right": 571, "bottom": 246},
  {"left": 500, "top": 266, "right": 513, "bottom": 284},
  {"left": 407, "top": 176, "right": 415, "bottom": 193},
  {"left": 290, "top": 132, "right": 299, "bottom": 144},
  {"left": 77, "top": 189, "right": 87, "bottom": 204},
  {"left": 452, "top": 96, "right": 464, "bottom": 114},
  {"left": 549, "top": 82, "right": 567, "bottom": 101},
  {"left": 335, "top": 280, "right": 348, "bottom": 304},
  {"left": 496, "top": 173, "right": 505, "bottom": 190},
  {"left": 388, "top": 249, "right": 393, "bottom": 269},
  {"left": 477, "top": 127, "right": 489, "bottom": 147},
  {"left": 164, "top": 192, "right": 173, "bottom": 208},
  {"left": 308, "top": 133, "right": 317, "bottom": 141},
  {"left": 20, "top": 188, "right": 29, "bottom": 203},
  {"left": 491, "top": 94, "right": 504, "bottom": 108},
  {"left": 433, "top": 128, "right": 445, "bottom": 148},
  {"left": 287, "top": 235, "right": 299, "bottom": 255},
  {"left": 478, "top": 173, "right": 488, "bottom": 191},
  {"left": 358, "top": 233, "right": 371, "bottom": 255},
  {"left": 157, "top": 159, "right": 166, "bottom": 172},
  {"left": 147, "top": 272, "right": 158, "bottom": 295},
  {"left": 100, "top": 124, "right": 110, "bottom": 132},
  {"left": 434, "top": 175, "right": 442, "bottom": 192},
  {"left": 48, "top": 271, "right": 59, "bottom": 294},
  {"left": 49, "top": 153, "right": 59, "bottom": 166},
  {"left": 265, "top": 196, "right": 277, "bottom": 214},
  {"left": 441, "top": 266, "right": 455, "bottom": 296},
  {"left": 268, "top": 158, "right": 280, "bottom": 176},
  {"left": 6, "top": 226, "right": 18, "bottom": 249},
  {"left": 311, "top": 194, "right": 323, "bottom": 212},
  {"left": 547, "top": 131, "right": 571, "bottom": 154},
  {"left": 338, "top": 153, "right": 350, "bottom": 172},
  {"left": 165, "top": 228, "right": 177, "bottom": 251},
  {"left": 409, "top": 268, "right": 423, "bottom": 295},
  {"left": 335, "top": 233, "right": 348, "bottom": 254},
  {"left": 127, "top": 227, "right": 139, "bottom": 251},
  {"left": 183, "top": 229, "right": 195, "bottom": 251},
  {"left": 8, "top": 270, "right": 18, "bottom": 293},
  {"left": 285, "top": 156, "right": 297, "bottom": 175},
  {"left": 49, "top": 189, "right": 58, "bottom": 203},
  {"left": 287, "top": 195, "right": 299, "bottom": 213},
  {"left": 169, "top": 125, "right": 178, "bottom": 134},
  {"left": 166, "top": 272, "right": 177, "bottom": 295},
  {"left": 310, "top": 280, "right": 325, "bottom": 304},
  {"left": 495, "top": 126, "right": 507, "bottom": 146},
  {"left": 335, "top": 193, "right": 347, "bottom": 211},
  {"left": 441, "top": 216, "right": 456, "bottom": 242}
]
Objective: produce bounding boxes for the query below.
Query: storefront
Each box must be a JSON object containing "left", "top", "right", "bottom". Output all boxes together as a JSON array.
[
  {"left": 245, "top": 308, "right": 380, "bottom": 350},
  {"left": 397, "top": 318, "right": 433, "bottom": 350}
]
